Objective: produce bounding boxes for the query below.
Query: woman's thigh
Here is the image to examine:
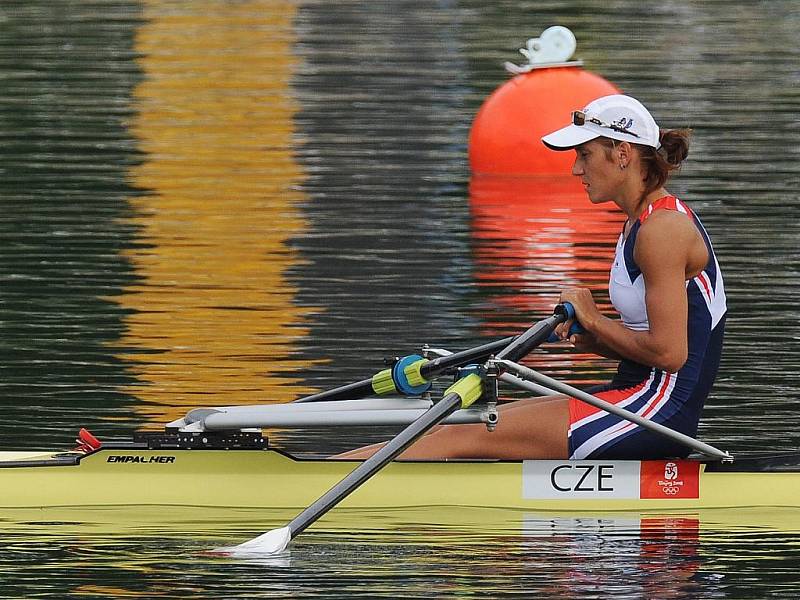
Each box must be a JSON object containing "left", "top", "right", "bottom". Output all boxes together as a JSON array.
[{"left": 399, "top": 395, "right": 570, "bottom": 460}]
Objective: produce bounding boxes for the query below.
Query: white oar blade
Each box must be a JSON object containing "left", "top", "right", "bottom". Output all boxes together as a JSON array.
[{"left": 211, "top": 526, "right": 292, "bottom": 557}]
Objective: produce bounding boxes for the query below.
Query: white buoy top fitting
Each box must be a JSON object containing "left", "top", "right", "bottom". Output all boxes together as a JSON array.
[{"left": 504, "top": 26, "right": 583, "bottom": 74}]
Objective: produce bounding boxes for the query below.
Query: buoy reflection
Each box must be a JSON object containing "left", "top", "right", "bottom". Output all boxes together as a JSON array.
[{"left": 469, "top": 175, "right": 622, "bottom": 381}]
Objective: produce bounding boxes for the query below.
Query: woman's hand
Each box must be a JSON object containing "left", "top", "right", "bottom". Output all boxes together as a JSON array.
[
  {"left": 555, "top": 288, "right": 603, "bottom": 342},
  {"left": 554, "top": 288, "right": 622, "bottom": 359},
  {"left": 568, "top": 331, "right": 600, "bottom": 353}
]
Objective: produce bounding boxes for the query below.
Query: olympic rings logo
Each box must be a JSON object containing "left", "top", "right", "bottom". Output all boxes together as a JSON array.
[{"left": 661, "top": 486, "right": 680, "bottom": 495}]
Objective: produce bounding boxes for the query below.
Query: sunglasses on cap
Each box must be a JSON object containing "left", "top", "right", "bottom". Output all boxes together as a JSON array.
[{"left": 572, "top": 110, "right": 640, "bottom": 139}]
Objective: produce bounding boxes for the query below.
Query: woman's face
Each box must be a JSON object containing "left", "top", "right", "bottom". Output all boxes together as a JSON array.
[{"left": 571, "top": 139, "right": 624, "bottom": 204}]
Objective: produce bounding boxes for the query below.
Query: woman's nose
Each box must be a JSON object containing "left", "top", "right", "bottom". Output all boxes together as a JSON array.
[{"left": 571, "top": 158, "right": 583, "bottom": 176}]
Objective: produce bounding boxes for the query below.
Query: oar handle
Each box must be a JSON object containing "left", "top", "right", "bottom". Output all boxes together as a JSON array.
[
  {"left": 494, "top": 305, "right": 571, "bottom": 363},
  {"left": 548, "top": 301, "right": 584, "bottom": 342},
  {"left": 553, "top": 301, "right": 576, "bottom": 321}
]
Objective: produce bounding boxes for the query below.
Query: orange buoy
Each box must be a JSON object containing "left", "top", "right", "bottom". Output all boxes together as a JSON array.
[{"left": 469, "top": 67, "right": 619, "bottom": 176}]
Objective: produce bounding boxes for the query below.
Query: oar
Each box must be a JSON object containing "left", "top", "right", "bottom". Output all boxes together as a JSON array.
[
  {"left": 293, "top": 335, "right": 517, "bottom": 403},
  {"left": 213, "top": 306, "right": 572, "bottom": 556}
]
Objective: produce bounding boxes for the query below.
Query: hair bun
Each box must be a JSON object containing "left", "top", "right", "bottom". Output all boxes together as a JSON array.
[{"left": 658, "top": 128, "right": 691, "bottom": 166}]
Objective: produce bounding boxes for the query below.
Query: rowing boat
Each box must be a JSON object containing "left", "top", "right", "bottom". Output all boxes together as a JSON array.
[
  {"left": 2, "top": 437, "right": 798, "bottom": 512},
  {"left": 3, "top": 306, "right": 797, "bottom": 554}
]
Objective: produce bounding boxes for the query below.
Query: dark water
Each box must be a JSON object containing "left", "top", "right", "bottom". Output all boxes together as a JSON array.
[
  {"left": 1, "top": 0, "right": 799, "bottom": 597},
  {"left": 4, "top": 511, "right": 800, "bottom": 598}
]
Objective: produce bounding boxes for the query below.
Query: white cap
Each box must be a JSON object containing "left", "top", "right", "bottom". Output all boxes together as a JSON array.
[{"left": 541, "top": 94, "right": 661, "bottom": 150}]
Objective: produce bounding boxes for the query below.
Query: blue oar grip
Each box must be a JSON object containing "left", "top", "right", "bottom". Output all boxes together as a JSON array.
[
  {"left": 555, "top": 302, "right": 581, "bottom": 325},
  {"left": 392, "top": 355, "right": 432, "bottom": 395},
  {"left": 548, "top": 302, "right": 585, "bottom": 342}
]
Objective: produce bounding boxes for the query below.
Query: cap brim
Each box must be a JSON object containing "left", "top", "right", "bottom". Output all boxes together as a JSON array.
[{"left": 541, "top": 124, "right": 600, "bottom": 151}]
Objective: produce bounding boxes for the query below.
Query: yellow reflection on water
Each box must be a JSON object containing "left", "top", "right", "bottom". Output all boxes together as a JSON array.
[{"left": 115, "top": 0, "right": 319, "bottom": 422}]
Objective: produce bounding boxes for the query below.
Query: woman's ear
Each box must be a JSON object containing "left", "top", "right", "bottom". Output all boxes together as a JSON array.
[{"left": 616, "top": 141, "right": 633, "bottom": 170}]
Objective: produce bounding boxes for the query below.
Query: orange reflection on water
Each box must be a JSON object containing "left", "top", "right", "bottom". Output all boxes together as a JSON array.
[
  {"left": 469, "top": 175, "right": 623, "bottom": 381},
  {"left": 114, "top": 1, "right": 319, "bottom": 423}
]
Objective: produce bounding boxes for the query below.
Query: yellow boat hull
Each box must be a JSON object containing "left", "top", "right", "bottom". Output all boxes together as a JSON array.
[{"left": 1, "top": 448, "right": 797, "bottom": 514}]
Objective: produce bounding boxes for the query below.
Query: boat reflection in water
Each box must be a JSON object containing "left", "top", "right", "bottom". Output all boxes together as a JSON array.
[
  {"left": 518, "top": 513, "right": 702, "bottom": 597},
  {"left": 517, "top": 509, "right": 800, "bottom": 597},
  {"left": 4, "top": 505, "right": 800, "bottom": 596}
]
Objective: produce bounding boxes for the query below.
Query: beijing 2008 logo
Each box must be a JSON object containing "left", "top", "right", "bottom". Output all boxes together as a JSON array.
[
  {"left": 660, "top": 462, "right": 682, "bottom": 495},
  {"left": 640, "top": 460, "right": 699, "bottom": 499}
]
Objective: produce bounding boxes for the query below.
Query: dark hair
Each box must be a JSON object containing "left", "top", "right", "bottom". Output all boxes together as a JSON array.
[{"left": 637, "top": 128, "right": 692, "bottom": 196}]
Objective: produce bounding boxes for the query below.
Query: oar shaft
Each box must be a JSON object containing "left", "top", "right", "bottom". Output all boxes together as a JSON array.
[
  {"left": 286, "top": 319, "right": 571, "bottom": 539},
  {"left": 495, "top": 314, "right": 567, "bottom": 362},
  {"left": 418, "top": 336, "right": 515, "bottom": 379},
  {"left": 223, "top": 310, "right": 569, "bottom": 555},
  {"left": 496, "top": 359, "right": 732, "bottom": 461},
  {"left": 294, "top": 379, "right": 374, "bottom": 404},
  {"left": 287, "top": 391, "right": 464, "bottom": 539},
  {"left": 294, "top": 336, "right": 516, "bottom": 404},
  {"left": 425, "top": 347, "right": 560, "bottom": 397}
]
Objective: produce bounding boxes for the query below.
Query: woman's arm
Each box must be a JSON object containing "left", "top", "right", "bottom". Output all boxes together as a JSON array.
[{"left": 560, "top": 211, "right": 703, "bottom": 372}]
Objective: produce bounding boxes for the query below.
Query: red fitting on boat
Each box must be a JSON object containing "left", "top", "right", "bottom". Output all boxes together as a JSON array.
[{"left": 74, "top": 428, "right": 102, "bottom": 453}]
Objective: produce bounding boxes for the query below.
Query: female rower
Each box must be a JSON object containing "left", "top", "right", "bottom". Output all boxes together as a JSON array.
[{"left": 340, "top": 94, "right": 726, "bottom": 461}]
